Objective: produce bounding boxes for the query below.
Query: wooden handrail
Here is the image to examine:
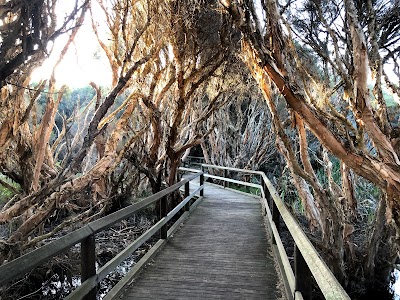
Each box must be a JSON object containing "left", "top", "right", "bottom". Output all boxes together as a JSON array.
[
  {"left": 182, "top": 156, "right": 205, "bottom": 168},
  {"left": 0, "top": 172, "right": 204, "bottom": 299},
  {"left": 201, "top": 163, "right": 350, "bottom": 300},
  {"left": 1, "top": 160, "right": 350, "bottom": 300},
  {"left": 186, "top": 156, "right": 205, "bottom": 161}
]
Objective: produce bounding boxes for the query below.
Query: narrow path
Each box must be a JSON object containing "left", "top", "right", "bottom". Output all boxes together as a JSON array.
[{"left": 121, "top": 182, "right": 280, "bottom": 299}]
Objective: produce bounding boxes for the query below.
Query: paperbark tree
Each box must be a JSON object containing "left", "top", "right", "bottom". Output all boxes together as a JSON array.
[
  {"left": 0, "top": 0, "right": 232, "bottom": 262},
  {"left": 220, "top": 0, "right": 400, "bottom": 293},
  {"left": 0, "top": 0, "right": 89, "bottom": 193},
  {"left": 1, "top": 1, "right": 398, "bottom": 297},
  {"left": 0, "top": 0, "right": 89, "bottom": 88},
  {"left": 0, "top": 0, "right": 156, "bottom": 260},
  {"left": 92, "top": 0, "right": 233, "bottom": 197},
  {"left": 200, "top": 61, "right": 277, "bottom": 173}
]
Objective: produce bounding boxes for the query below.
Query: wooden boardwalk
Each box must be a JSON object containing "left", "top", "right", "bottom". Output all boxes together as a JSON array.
[{"left": 120, "top": 182, "right": 280, "bottom": 299}]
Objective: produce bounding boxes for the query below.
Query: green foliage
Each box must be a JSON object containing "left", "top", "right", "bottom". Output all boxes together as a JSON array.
[
  {"left": 34, "top": 85, "right": 96, "bottom": 126},
  {"left": 383, "top": 89, "right": 397, "bottom": 107},
  {"left": 0, "top": 175, "right": 20, "bottom": 205},
  {"left": 0, "top": 187, "right": 13, "bottom": 204},
  {"left": 314, "top": 155, "right": 380, "bottom": 223},
  {"left": 279, "top": 173, "right": 290, "bottom": 202},
  {"left": 278, "top": 169, "right": 304, "bottom": 215},
  {"left": 315, "top": 156, "right": 342, "bottom": 189},
  {"left": 354, "top": 176, "right": 381, "bottom": 223},
  {"left": 137, "top": 189, "right": 153, "bottom": 200},
  {"left": 290, "top": 196, "right": 305, "bottom": 215},
  {"left": 228, "top": 183, "right": 261, "bottom": 196},
  {"left": 59, "top": 86, "right": 96, "bottom": 117},
  {"left": 368, "top": 84, "right": 398, "bottom": 108}
]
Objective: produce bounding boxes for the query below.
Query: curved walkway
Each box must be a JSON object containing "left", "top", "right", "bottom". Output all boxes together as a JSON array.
[{"left": 121, "top": 183, "right": 280, "bottom": 299}]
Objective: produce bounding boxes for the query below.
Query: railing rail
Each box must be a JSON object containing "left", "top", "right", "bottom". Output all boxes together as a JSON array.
[
  {"left": 182, "top": 156, "right": 205, "bottom": 168},
  {"left": 1, "top": 161, "right": 350, "bottom": 300},
  {"left": 201, "top": 163, "right": 350, "bottom": 300},
  {"left": 0, "top": 172, "right": 204, "bottom": 300}
]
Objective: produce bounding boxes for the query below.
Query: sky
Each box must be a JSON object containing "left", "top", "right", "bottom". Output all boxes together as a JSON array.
[{"left": 31, "top": 3, "right": 112, "bottom": 88}]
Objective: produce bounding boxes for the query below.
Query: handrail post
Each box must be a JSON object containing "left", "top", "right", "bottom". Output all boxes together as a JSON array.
[
  {"left": 263, "top": 179, "right": 280, "bottom": 242},
  {"left": 261, "top": 180, "right": 268, "bottom": 215},
  {"left": 271, "top": 200, "right": 280, "bottom": 242},
  {"left": 81, "top": 234, "right": 97, "bottom": 300},
  {"left": 223, "top": 169, "right": 228, "bottom": 188},
  {"left": 160, "top": 196, "right": 167, "bottom": 239},
  {"left": 184, "top": 181, "right": 190, "bottom": 211},
  {"left": 265, "top": 178, "right": 280, "bottom": 238},
  {"left": 262, "top": 180, "right": 271, "bottom": 202},
  {"left": 200, "top": 166, "right": 204, "bottom": 196},
  {"left": 200, "top": 173, "right": 204, "bottom": 196},
  {"left": 295, "top": 245, "right": 312, "bottom": 300}
]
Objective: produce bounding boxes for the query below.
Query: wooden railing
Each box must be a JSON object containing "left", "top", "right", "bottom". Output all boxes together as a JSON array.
[
  {"left": 182, "top": 156, "right": 205, "bottom": 168},
  {"left": 0, "top": 162, "right": 351, "bottom": 300},
  {"left": 201, "top": 163, "right": 350, "bottom": 300},
  {"left": 0, "top": 172, "right": 204, "bottom": 300}
]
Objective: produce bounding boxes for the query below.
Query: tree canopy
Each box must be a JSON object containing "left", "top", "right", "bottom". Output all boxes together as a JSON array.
[{"left": 0, "top": 0, "right": 400, "bottom": 298}]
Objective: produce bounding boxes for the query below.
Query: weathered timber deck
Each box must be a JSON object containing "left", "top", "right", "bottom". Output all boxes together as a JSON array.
[{"left": 121, "top": 182, "right": 280, "bottom": 299}]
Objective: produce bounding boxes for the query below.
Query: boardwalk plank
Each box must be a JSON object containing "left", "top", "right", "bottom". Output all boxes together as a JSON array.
[{"left": 120, "top": 183, "right": 280, "bottom": 299}]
